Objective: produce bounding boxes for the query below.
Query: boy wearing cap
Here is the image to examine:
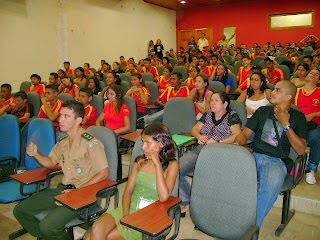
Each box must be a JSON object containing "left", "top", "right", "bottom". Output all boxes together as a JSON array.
[{"left": 262, "top": 57, "right": 284, "bottom": 84}]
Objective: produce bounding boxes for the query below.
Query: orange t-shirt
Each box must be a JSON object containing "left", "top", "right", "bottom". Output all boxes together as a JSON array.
[
  {"left": 62, "top": 84, "right": 79, "bottom": 97},
  {"left": 159, "top": 86, "right": 189, "bottom": 103},
  {"left": 158, "top": 76, "right": 172, "bottom": 92},
  {"left": 103, "top": 102, "right": 130, "bottom": 131},
  {"left": 128, "top": 87, "right": 150, "bottom": 113},
  {"left": 295, "top": 87, "right": 320, "bottom": 125},
  {"left": 184, "top": 77, "right": 195, "bottom": 90},
  {"left": 66, "top": 69, "right": 75, "bottom": 75},
  {"left": 200, "top": 66, "right": 212, "bottom": 77},
  {"left": 26, "top": 84, "right": 45, "bottom": 96},
  {"left": 262, "top": 68, "right": 284, "bottom": 84},
  {"left": 84, "top": 105, "right": 97, "bottom": 126},
  {"left": 3, "top": 97, "right": 16, "bottom": 112},
  {"left": 85, "top": 70, "right": 94, "bottom": 75},
  {"left": 238, "top": 78, "right": 251, "bottom": 91},
  {"left": 38, "top": 100, "right": 63, "bottom": 126},
  {"left": 237, "top": 67, "right": 252, "bottom": 85}
]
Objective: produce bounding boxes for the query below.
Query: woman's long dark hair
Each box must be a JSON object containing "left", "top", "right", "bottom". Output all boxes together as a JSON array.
[
  {"left": 194, "top": 72, "right": 209, "bottom": 103},
  {"left": 247, "top": 73, "right": 267, "bottom": 98},
  {"left": 215, "top": 64, "right": 229, "bottom": 86},
  {"left": 108, "top": 84, "right": 124, "bottom": 114},
  {"left": 141, "top": 122, "right": 177, "bottom": 171},
  {"left": 76, "top": 67, "right": 86, "bottom": 81}
]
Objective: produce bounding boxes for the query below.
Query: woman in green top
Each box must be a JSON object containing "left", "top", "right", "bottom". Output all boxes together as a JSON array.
[{"left": 85, "top": 122, "right": 179, "bottom": 240}]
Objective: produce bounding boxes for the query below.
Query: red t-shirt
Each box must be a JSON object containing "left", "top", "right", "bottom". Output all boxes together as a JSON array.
[
  {"left": 38, "top": 100, "right": 63, "bottom": 128},
  {"left": 262, "top": 68, "right": 284, "bottom": 84},
  {"left": 140, "top": 66, "right": 159, "bottom": 78},
  {"left": 295, "top": 87, "right": 320, "bottom": 125},
  {"left": 66, "top": 69, "right": 75, "bottom": 75},
  {"left": 129, "top": 87, "right": 150, "bottom": 113},
  {"left": 84, "top": 105, "right": 97, "bottom": 126},
  {"left": 237, "top": 67, "right": 252, "bottom": 85},
  {"left": 103, "top": 102, "right": 130, "bottom": 131},
  {"left": 62, "top": 84, "right": 79, "bottom": 97},
  {"left": 3, "top": 97, "right": 16, "bottom": 112},
  {"left": 200, "top": 66, "right": 212, "bottom": 77},
  {"left": 85, "top": 70, "right": 94, "bottom": 75},
  {"left": 238, "top": 77, "right": 251, "bottom": 91},
  {"left": 159, "top": 86, "right": 189, "bottom": 104},
  {"left": 26, "top": 84, "right": 45, "bottom": 96},
  {"left": 158, "top": 76, "right": 172, "bottom": 92},
  {"left": 251, "top": 52, "right": 266, "bottom": 61},
  {"left": 184, "top": 77, "right": 195, "bottom": 90}
]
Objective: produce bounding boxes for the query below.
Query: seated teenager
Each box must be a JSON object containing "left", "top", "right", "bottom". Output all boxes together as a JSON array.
[
  {"left": 198, "top": 56, "right": 212, "bottom": 77},
  {"left": 144, "top": 72, "right": 189, "bottom": 126},
  {"left": 235, "top": 65, "right": 262, "bottom": 94},
  {"left": 162, "top": 57, "right": 171, "bottom": 67},
  {"left": 185, "top": 66, "right": 200, "bottom": 90},
  {"left": 79, "top": 87, "right": 97, "bottom": 126},
  {"left": 187, "top": 72, "right": 213, "bottom": 120},
  {"left": 59, "top": 77, "right": 80, "bottom": 100},
  {"left": 234, "top": 81, "right": 306, "bottom": 228},
  {"left": 94, "top": 71, "right": 104, "bottom": 82},
  {"left": 210, "top": 64, "right": 233, "bottom": 94},
  {"left": 177, "top": 55, "right": 189, "bottom": 70},
  {"left": 63, "top": 61, "right": 74, "bottom": 75},
  {"left": 0, "top": 91, "right": 34, "bottom": 123},
  {"left": 26, "top": 74, "right": 45, "bottom": 97},
  {"left": 126, "top": 63, "right": 138, "bottom": 75},
  {"left": 262, "top": 57, "right": 284, "bottom": 84},
  {"left": 112, "top": 62, "right": 125, "bottom": 80},
  {"left": 237, "top": 53, "right": 252, "bottom": 85},
  {"left": 291, "top": 63, "right": 309, "bottom": 87},
  {"left": 139, "top": 58, "right": 159, "bottom": 82},
  {"left": 0, "top": 83, "right": 15, "bottom": 112},
  {"left": 237, "top": 72, "right": 271, "bottom": 118},
  {"left": 88, "top": 77, "right": 102, "bottom": 95},
  {"left": 48, "top": 72, "right": 60, "bottom": 86},
  {"left": 126, "top": 73, "right": 150, "bottom": 118},
  {"left": 83, "top": 63, "right": 94, "bottom": 75},
  {"left": 38, "top": 84, "right": 63, "bottom": 127},
  {"left": 99, "top": 72, "right": 120, "bottom": 102},
  {"left": 152, "top": 54, "right": 163, "bottom": 67},
  {"left": 180, "top": 92, "right": 242, "bottom": 215},
  {"left": 294, "top": 69, "right": 320, "bottom": 184},
  {"left": 120, "top": 56, "right": 129, "bottom": 68},
  {"left": 74, "top": 67, "right": 88, "bottom": 86},
  {"left": 158, "top": 66, "right": 172, "bottom": 93},
  {"left": 85, "top": 122, "right": 179, "bottom": 240},
  {"left": 96, "top": 84, "right": 130, "bottom": 135},
  {"left": 100, "top": 62, "right": 111, "bottom": 75},
  {"left": 57, "top": 69, "right": 66, "bottom": 84}
]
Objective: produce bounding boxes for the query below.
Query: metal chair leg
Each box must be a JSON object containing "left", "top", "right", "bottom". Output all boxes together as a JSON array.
[
  {"left": 275, "top": 190, "right": 295, "bottom": 236},
  {"left": 8, "top": 228, "right": 28, "bottom": 240}
]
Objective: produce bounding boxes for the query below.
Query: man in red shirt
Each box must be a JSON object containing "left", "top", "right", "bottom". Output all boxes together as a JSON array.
[
  {"left": 251, "top": 46, "right": 266, "bottom": 61},
  {"left": 262, "top": 57, "right": 284, "bottom": 84},
  {"left": 64, "top": 61, "right": 75, "bottom": 75},
  {"left": 38, "top": 84, "right": 63, "bottom": 127},
  {"left": 144, "top": 72, "right": 189, "bottom": 126},
  {"left": 26, "top": 74, "right": 45, "bottom": 97},
  {"left": 140, "top": 58, "right": 159, "bottom": 82},
  {"left": 120, "top": 56, "right": 128, "bottom": 68},
  {"left": 79, "top": 88, "right": 97, "bottom": 126},
  {"left": 294, "top": 69, "right": 320, "bottom": 184},
  {"left": 0, "top": 83, "right": 15, "bottom": 113},
  {"left": 237, "top": 53, "right": 252, "bottom": 85}
]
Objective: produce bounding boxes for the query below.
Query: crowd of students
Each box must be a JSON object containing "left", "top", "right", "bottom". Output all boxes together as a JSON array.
[{"left": 1, "top": 35, "right": 320, "bottom": 238}]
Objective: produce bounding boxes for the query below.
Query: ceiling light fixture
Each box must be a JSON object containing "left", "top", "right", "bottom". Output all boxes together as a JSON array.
[{"left": 180, "top": 0, "right": 186, "bottom": 4}]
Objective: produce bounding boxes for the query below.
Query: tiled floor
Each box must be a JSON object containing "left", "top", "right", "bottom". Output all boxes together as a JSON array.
[{"left": 1, "top": 154, "right": 320, "bottom": 240}]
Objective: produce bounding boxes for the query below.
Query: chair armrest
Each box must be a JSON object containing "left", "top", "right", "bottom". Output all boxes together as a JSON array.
[
  {"left": 120, "top": 196, "right": 181, "bottom": 238},
  {"left": 120, "top": 130, "right": 143, "bottom": 143},
  {"left": 140, "top": 104, "right": 163, "bottom": 109},
  {"left": 292, "top": 153, "right": 307, "bottom": 185},
  {"left": 11, "top": 165, "right": 62, "bottom": 185},
  {"left": 240, "top": 225, "right": 259, "bottom": 240},
  {"left": 54, "top": 179, "right": 117, "bottom": 210}
]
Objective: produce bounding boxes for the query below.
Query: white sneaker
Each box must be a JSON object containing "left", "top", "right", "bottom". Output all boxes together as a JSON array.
[{"left": 306, "top": 171, "right": 316, "bottom": 185}]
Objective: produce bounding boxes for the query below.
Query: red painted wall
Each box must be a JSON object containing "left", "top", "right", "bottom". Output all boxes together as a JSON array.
[{"left": 176, "top": 0, "right": 320, "bottom": 48}]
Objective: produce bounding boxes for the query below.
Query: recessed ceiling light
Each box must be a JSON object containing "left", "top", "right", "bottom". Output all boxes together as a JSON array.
[{"left": 180, "top": 0, "right": 186, "bottom": 4}]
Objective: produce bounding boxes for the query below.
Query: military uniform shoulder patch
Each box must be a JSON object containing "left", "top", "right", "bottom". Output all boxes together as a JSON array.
[
  {"left": 81, "top": 132, "right": 94, "bottom": 141},
  {"left": 58, "top": 134, "right": 68, "bottom": 142}
]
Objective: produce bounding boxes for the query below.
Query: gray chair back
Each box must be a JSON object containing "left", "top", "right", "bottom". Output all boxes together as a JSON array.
[
  {"left": 75, "top": 81, "right": 85, "bottom": 89},
  {"left": 68, "top": 74, "right": 76, "bottom": 81},
  {"left": 252, "top": 56, "right": 265, "bottom": 65},
  {"left": 258, "top": 60, "right": 267, "bottom": 69},
  {"left": 99, "top": 81, "right": 106, "bottom": 90},
  {"left": 303, "top": 48, "right": 314, "bottom": 56},
  {"left": 208, "top": 81, "right": 226, "bottom": 93},
  {"left": 120, "top": 81, "right": 130, "bottom": 95},
  {"left": 275, "top": 55, "right": 288, "bottom": 65},
  {"left": 157, "top": 66, "right": 165, "bottom": 76},
  {"left": 277, "top": 65, "right": 290, "bottom": 80},
  {"left": 141, "top": 72, "right": 154, "bottom": 82},
  {"left": 123, "top": 95, "right": 137, "bottom": 133},
  {"left": 145, "top": 81, "right": 159, "bottom": 104},
  {"left": 173, "top": 66, "right": 188, "bottom": 80},
  {"left": 229, "top": 100, "right": 247, "bottom": 129},
  {"left": 91, "top": 95, "right": 104, "bottom": 117},
  {"left": 163, "top": 98, "right": 196, "bottom": 134},
  {"left": 169, "top": 57, "right": 178, "bottom": 67},
  {"left": 87, "top": 126, "right": 118, "bottom": 181},
  {"left": 266, "top": 83, "right": 275, "bottom": 90},
  {"left": 27, "top": 92, "right": 41, "bottom": 116},
  {"left": 234, "top": 61, "right": 243, "bottom": 75},
  {"left": 119, "top": 73, "right": 132, "bottom": 86},
  {"left": 226, "top": 64, "right": 234, "bottom": 74},
  {"left": 130, "top": 136, "right": 179, "bottom": 197},
  {"left": 190, "top": 144, "right": 257, "bottom": 239},
  {"left": 58, "top": 93, "right": 74, "bottom": 102},
  {"left": 228, "top": 72, "right": 238, "bottom": 94},
  {"left": 20, "top": 81, "right": 31, "bottom": 92},
  {"left": 222, "top": 54, "right": 232, "bottom": 64}
]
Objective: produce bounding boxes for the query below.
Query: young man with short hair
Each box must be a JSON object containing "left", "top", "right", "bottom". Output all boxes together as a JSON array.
[
  {"left": 14, "top": 100, "right": 109, "bottom": 240},
  {"left": 63, "top": 61, "right": 74, "bottom": 75},
  {"left": 294, "top": 69, "right": 320, "bottom": 184},
  {"left": 26, "top": 74, "right": 45, "bottom": 97},
  {"left": 48, "top": 72, "right": 59, "bottom": 86},
  {"left": 262, "top": 57, "right": 284, "bottom": 84},
  {"left": 119, "top": 56, "right": 128, "bottom": 67},
  {"left": 237, "top": 54, "right": 252, "bottom": 85},
  {"left": 139, "top": 58, "right": 159, "bottom": 82},
  {"left": 235, "top": 80, "right": 307, "bottom": 228},
  {"left": 79, "top": 87, "right": 97, "bottom": 126}
]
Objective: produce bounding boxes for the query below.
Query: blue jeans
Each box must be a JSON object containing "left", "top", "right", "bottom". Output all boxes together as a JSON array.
[
  {"left": 306, "top": 127, "right": 320, "bottom": 172},
  {"left": 179, "top": 145, "right": 204, "bottom": 205},
  {"left": 253, "top": 152, "right": 287, "bottom": 228}
]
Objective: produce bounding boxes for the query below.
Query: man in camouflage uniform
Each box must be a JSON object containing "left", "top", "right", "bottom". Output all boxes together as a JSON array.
[{"left": 13, "top": 100, "right": 110, "bottom": 240}]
